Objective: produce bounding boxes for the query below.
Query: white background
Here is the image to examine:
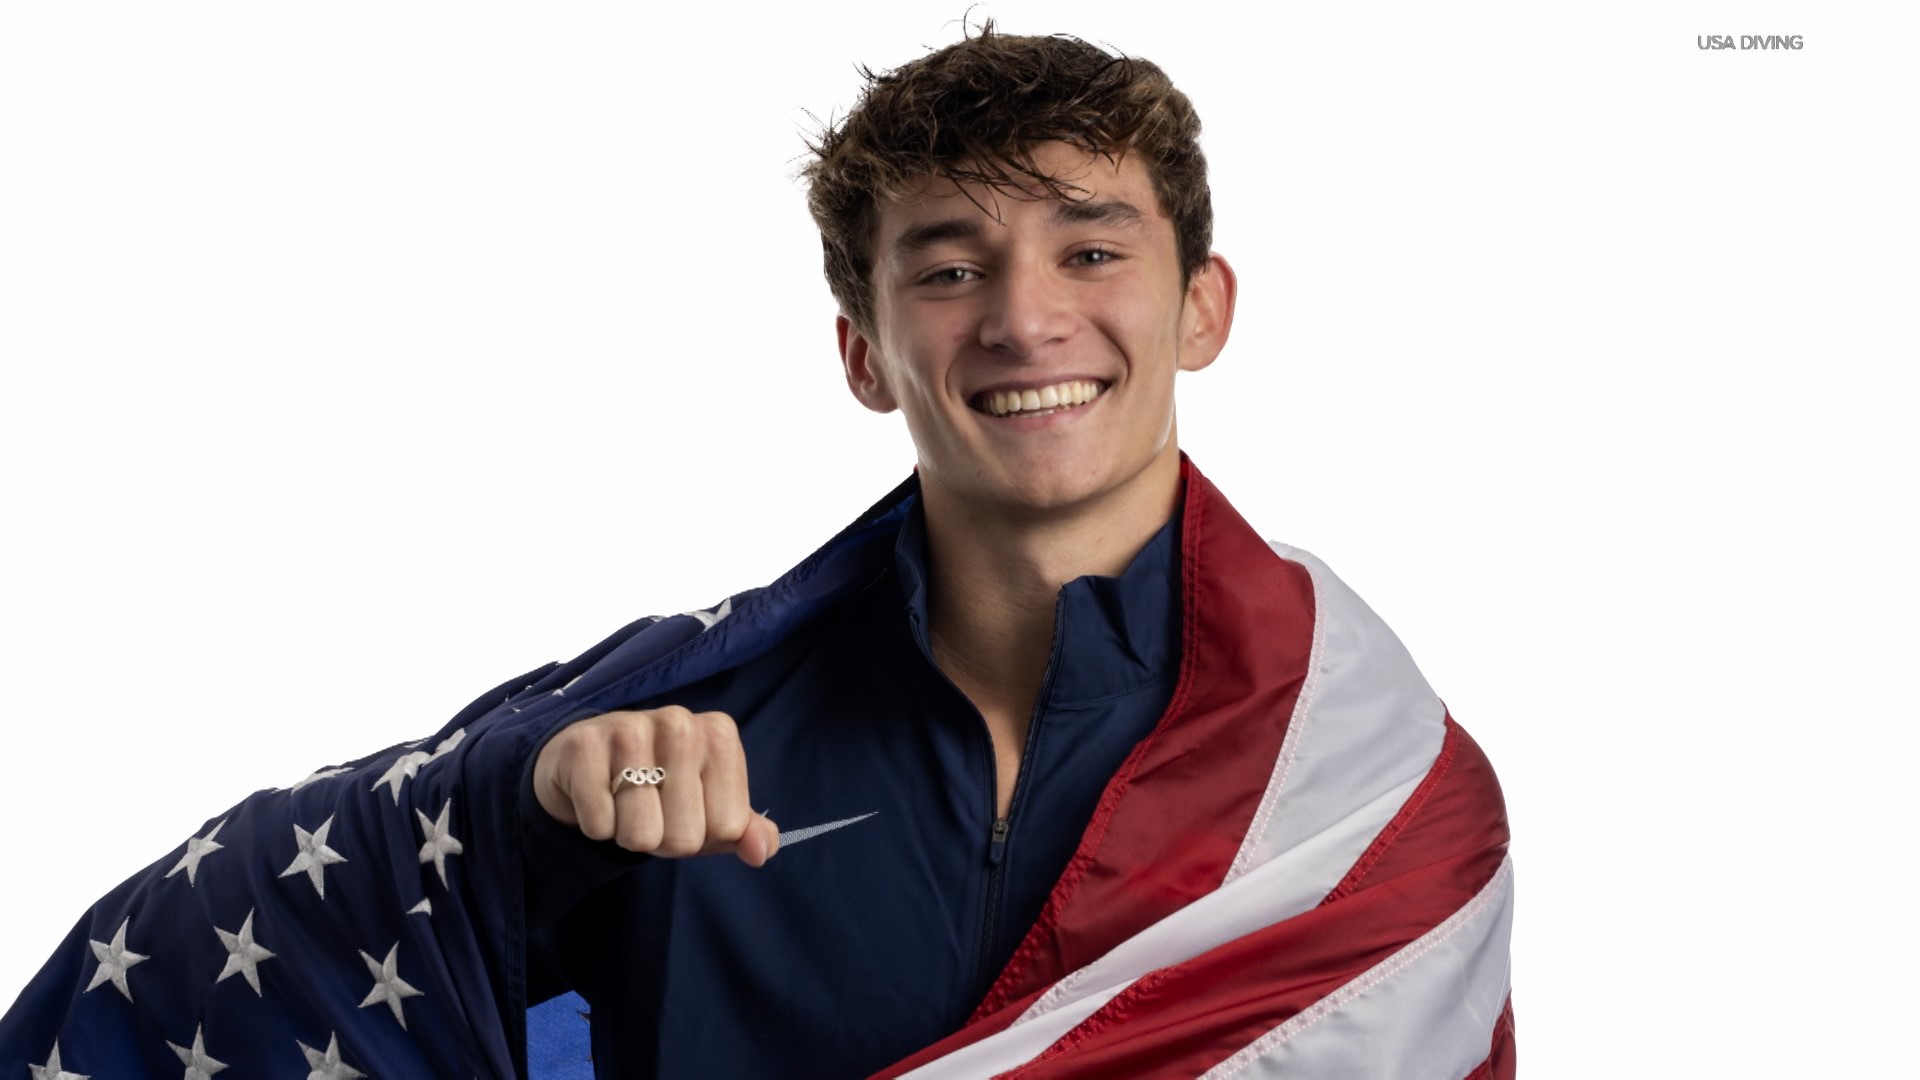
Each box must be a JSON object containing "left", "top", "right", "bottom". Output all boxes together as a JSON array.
[{"left": 3, "top": 2, "right": 1915, "bottom": 1073}]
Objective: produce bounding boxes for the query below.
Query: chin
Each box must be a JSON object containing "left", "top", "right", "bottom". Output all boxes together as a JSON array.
[
  {"left": 922, "top": 435, "right": 1176, "bottom": 518},
  {"left": 978, "top": 458, "right": 1127, "bottom": 516},
  {"left": 995, "top": 482, "right": 1100, "bottom": 516}
]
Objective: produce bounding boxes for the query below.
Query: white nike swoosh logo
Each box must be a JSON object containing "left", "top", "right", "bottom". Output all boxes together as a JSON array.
[{"left": 776, "top": 812, "right": 879, "bottom": 848}]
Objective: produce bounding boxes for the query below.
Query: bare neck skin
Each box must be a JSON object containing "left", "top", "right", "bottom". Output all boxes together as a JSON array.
[{"left": 918, "top": 447, "right": 1183, "bottom": 815}]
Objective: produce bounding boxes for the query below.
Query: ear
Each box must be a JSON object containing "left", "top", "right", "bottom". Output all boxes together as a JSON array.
[
  {"left": 1176, "top": 252, "right": 1238, "bottom": 374},
  {"left": 838, "top": 315, "right": 899, "bottom": 414}
]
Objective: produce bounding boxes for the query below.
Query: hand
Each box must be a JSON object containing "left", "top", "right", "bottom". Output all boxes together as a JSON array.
[{"left": 533, "top": 706, "right": 780, "bottom": 867}]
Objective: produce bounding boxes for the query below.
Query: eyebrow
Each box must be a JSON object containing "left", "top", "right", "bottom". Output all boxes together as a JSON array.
[
  {"left": 890, "top": 198, "right": 1149, "bottom": 257},
  {"left": 892, "top": 218, "right": 984, "bottom": 256},
  {"left": 1050, "top": 198, "right": 1147, "bottom": 229}
]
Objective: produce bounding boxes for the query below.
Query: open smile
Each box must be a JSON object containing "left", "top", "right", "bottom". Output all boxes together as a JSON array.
[{"left": 969, "top": 379, "right": 1108, "bottom": 419}]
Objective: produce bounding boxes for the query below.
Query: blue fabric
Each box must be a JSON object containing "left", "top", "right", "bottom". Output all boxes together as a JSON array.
[
  {"left": 0, "top": 475, "right": 1179, "bottom": 1080},
  {"left": 524, "top": 489, "right": 1182, "bottom": 1077}
]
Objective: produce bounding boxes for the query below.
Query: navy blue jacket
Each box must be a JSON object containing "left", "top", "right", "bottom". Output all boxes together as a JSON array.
[{"left": 522, "top": 483, "right": 1181, "bottom": 1077}]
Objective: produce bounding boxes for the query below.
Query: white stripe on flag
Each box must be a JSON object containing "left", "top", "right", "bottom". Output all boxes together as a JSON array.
[
  {"left": 1200, "top": 854, "right": 1515, "bottom": 1080},
  {"left": 1228, "top": 545, "right": 1448, "bottom": 885},
  {"left": 895, "top": 979, "right": 1137, "bottom": 1080}
]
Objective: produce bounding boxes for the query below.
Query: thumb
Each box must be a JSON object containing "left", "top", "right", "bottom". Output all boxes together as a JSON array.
[{"left": 735, "top": 813, "right": 780, "bottom": 868}]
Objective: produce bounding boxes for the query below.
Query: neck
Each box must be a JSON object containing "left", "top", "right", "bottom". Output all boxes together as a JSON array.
[{"left": 917, "top": 449, "right": 1183, "bottom": 713}]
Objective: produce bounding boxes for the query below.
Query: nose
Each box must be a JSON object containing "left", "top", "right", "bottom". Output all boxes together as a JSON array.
[{"left": 977, "top": 258, "right": 1076, "bottom": 358}]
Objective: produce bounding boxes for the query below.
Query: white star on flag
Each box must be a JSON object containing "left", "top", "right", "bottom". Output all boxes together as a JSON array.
[
  {"left": 684, "top": 596, "right": 733, "bottom": 630},
  {"left": 369, "top": 728, "right": 466, "bottom": 803},
  {"left": 83, "top": 916, "right": 147, "bottom": 1002},
  {"left": 370, "top": 750, "right": 429, "bottom": 803},
  {"left": 415, "top": 798, "right": 464, "bottom": 889},
  {"left": 213, "top": 908, "right": 276, "bottom": 995},
  {"left": 296, "top": 1033, "right": 366, "bottom": 1080},
  {"left": 427, "top": 728, "right": 465, "bottom": 760},
  {"left": 278, "top": 815, "right": 348, "bottom": 899},
  {"left": 164, "top": 819, "right": 227, "bottom": 887},
  {"left": 28, "top": 1042, "right": 88, "bottom": 1080},
  {"left": 357, "top": 942, "right": 424, "bottom": 1029},
  {"left": 166, "top": 1024, "right": 228, "bottom": 1079}
]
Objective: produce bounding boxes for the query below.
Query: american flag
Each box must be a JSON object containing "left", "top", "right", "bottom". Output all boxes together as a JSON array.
[{"left": 1, "top": 461, "right": 1513, "bottom": 1077}]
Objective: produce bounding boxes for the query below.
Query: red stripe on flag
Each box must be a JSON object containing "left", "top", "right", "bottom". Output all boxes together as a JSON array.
[{"left": 992, "top": 721, "right": 1510, "bottom": 1079}]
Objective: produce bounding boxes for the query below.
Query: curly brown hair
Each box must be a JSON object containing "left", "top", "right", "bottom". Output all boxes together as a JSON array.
[{"left": 802, "top": 21, "right": 1212, "bottom": 334}]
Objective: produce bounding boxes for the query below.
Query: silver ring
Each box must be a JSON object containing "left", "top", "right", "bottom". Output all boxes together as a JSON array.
[{"left": 611, "top": 766, "right": 666, "bottom": 795}]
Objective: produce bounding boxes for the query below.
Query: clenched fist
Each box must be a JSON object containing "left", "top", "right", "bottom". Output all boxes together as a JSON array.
[{"left": 533, "top": 706, "right": 780, "bottom": 867}]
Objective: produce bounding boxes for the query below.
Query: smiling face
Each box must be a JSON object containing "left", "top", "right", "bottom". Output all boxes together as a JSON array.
[{"left": 839, "top": 141, "right": 1235, "bottom": 526}]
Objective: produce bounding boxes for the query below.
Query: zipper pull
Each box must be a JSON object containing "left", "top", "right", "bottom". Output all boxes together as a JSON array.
[{"left": 988, "top": 818, "right": 1009, "bottom": 866}]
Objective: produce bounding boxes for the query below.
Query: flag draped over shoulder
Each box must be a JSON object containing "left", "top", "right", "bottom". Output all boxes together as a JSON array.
[
  {"left": 0, "top": 471, "right": 918, "bottom": 1077},
  {"left": 0, "top": 459, "right": 1514, "bottom": 1079},
  {"left": 870, "top": 464, "right": 1516, "bottom": 1079}
]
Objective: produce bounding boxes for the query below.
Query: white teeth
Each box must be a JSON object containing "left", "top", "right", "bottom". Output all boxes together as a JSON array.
[{"left": 982, "top": 380, "right": 1105, "bottom": 417}]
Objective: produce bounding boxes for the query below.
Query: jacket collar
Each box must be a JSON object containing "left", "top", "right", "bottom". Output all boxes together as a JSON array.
[{"left": 891, "top": 491, "right": 1181, "bottom": 708}]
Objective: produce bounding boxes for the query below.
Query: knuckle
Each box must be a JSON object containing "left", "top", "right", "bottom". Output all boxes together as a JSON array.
[
  {"left": 546, "top": 726, "right": 586, "bottom": 761},
  {"left": 654, "top": 717, "right": 696, "bottom": 755},
  {"left": 586, "top": 710, "right": 634, "bottom": 732},
  {"left": 698, "top": 712, "right": 740, "bottom": 750}
]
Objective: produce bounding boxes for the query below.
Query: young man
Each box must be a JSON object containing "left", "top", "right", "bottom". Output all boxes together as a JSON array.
[{"left": 2, "top": 27, "right": 1514, "bottom": 1079}]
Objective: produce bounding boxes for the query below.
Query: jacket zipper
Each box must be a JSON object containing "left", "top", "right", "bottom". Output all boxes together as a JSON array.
[{"left": 970, "top": 589, "right": 1067, "bottom": 1004}]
